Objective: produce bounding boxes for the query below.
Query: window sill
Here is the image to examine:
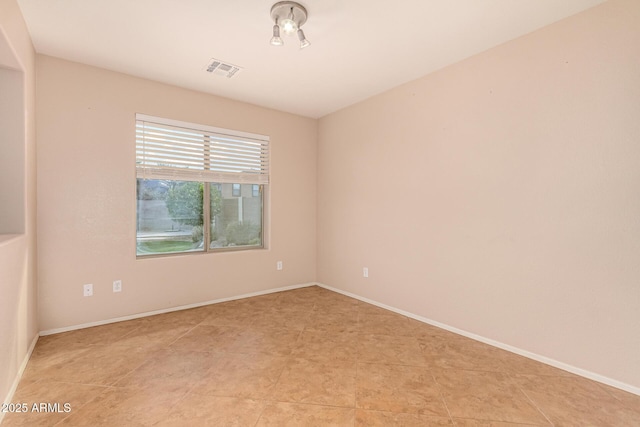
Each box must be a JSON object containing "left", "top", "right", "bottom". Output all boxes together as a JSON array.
[{"left": 136, "top": 245, "right": 266, "bottom": 260}]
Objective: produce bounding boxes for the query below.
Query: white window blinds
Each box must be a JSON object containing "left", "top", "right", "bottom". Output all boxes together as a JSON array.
[{"left": 136, "top": 114, "right": 269, "bottom": 184}]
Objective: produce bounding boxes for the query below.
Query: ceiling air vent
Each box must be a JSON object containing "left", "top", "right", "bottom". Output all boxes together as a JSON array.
[{"left": 205, "top": 58, "right": 242, "bottom": 78}]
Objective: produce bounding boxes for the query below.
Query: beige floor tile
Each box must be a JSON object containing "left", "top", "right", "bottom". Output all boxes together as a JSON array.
[
  {"left": 9, "top": 287, "right": 640, "bottom": 426},
  {"left": 256, "top": 402, "right": 355, "bottom": 427},
  {"left": 358, "top": 333, "right": 428, "bottom": 366},
  {"left": 190, "top": 352, "right": 288, "bottom": 399},
  {"left": 313, "top": 295, "right": 359, "bottom": 313},
  {"left": 55, "top": 387, "right": 184, "bottom": 426},
  {"left": 273, "top": 358, "right": 357, "bottom": 407},
  {"left": 515, "top": 374, "right": 640, "bottom": 426},
  {"left": 420, "top": 335, "right": 575, "bottom": 378},
  {"left": 598, "top": 382, "right": 640, "bottom": 411},
  {"left": 200, "top": 304, "right": 258, "bottom": 327},
  {"left": 20, "top": 342, "right": 93, "bottom": 384},
  {"left": 24, "top": 344, "right": 152, "bottom": 386},
  {"left": 112, "top": 348, "right": 217, "bottom": 393},
  {"left": 111, "top": 320, "right": 196, "bottom": 351},
  {"left": 313, "top": 289, "right": 358, "bottom": 302},
  {"left": 168, "top": 324, "right": 244, "bottom": 353},
  {"left": 306, "top": 310, "right": 359, "bottom": 333},
  {"left": 494, "top": 349, "right": 574, "bottom": 377},
  {"left": 356, "top": 409, "right": 453, "bottom": 426},
  {"left": 225, "top": 325, "right": 302, "bottom": 356},
  {"left": 356, "top": 362, "right": 448, "bottom": 416},
  {"left": 291, "top": 330, "right": 358, "bottom": 363},
  {"left": 228, "top": 293, "right": 282, "bottom": 311},
  {"left": 358, "top": 312, "right": 418, "bottom": 336},
  {"left": 419, "top": 336, "right": 507, "bottom": 372},
  {"left": 411, "top": 322, "right": 460, "bottom": 341},
  {"left": 2, "top": 381, "right": 107, "bottom": 426},
  {"left": 302, "top": 285, "right": 342, "bottom": 298},
  {"left": 257, "top": 306, "right": 313, "bottom": 331},
  {"left": 434, "top": 370, "right": 549, "bottom": 425},
  {"left": 35, "top": 320, "right": 143, "bottom": 350},
  {"left": 276, "top": 289, "right": 318, "bottom": 310},
  {"left": 155, "top": 394, "right": 265, "bottom": 426},
  {"left": 452, "top": 418, "right": 543, "bottom": 426},
  {"left": 357, "top": 302, "right": 394, "bottom": 316}
]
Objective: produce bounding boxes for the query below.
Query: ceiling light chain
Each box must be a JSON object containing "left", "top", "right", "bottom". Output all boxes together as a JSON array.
[{"left": 270, "top": 1, "right": 310, "bottom": 49}]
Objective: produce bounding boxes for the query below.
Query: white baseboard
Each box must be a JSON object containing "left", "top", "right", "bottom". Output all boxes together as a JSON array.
[
  {"left": 0, "top": 333, "right": 39, "bottom": 425},
  {"left": 40, "top": 282, "right": 315, "bottom": 336},
  {"left": 316, "top": 282, "right": 640, "bottom": 397}
]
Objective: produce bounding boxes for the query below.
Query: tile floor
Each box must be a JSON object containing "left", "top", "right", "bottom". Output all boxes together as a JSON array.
[{"left": 3, "top": 286, "right": 640, "bottom": 426}]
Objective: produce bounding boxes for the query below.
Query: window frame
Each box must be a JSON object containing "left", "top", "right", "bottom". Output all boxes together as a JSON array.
[{"left": 135, "top": 114, "right": 269, "bottom": 258}]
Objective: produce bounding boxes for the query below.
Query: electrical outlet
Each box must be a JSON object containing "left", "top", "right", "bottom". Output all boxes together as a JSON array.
[
  {"left": 363, "top": 267, "right": 369, "bottom": 278},
  {"left": 83, "top": 283, "right": 93, "bottom": 297},
  {"left": 113, "top": 280, "right": 122, "bottom": 293},
  {"left": 277, "top": 261, "right": 283, "bottom": 271}
]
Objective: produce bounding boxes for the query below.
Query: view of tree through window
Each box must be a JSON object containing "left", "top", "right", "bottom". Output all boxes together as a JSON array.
[{"left": 136, "top": 180, "right": 202, "bottom": 255}]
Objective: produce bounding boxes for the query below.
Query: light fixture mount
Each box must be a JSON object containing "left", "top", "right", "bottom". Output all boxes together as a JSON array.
[
  {"left": 270, "top": 1, "right": 310, "bottom": 48},
  {"left": 271, "top": 1, "right": 307, "bottom": 29}
]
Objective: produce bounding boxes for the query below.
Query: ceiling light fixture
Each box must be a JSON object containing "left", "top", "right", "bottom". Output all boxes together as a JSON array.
[{"left": 270, "top": 1, "right": 310, "bottom": 49}]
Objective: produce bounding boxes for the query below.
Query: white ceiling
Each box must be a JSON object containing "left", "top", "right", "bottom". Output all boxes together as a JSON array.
[{"left": 17, "top": 0, "right": 605, "bottom": 118}]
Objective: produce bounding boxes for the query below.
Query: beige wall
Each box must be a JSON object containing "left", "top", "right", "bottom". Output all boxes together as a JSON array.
[
  {"left": 0, "top": 0, "right": 38, "bottom": 410},
  {"left": 36, "top": 55, "right": 317, "bottom": 331},
  {"left": 318, "top": 0, "right": 640, "bottom": 389}
]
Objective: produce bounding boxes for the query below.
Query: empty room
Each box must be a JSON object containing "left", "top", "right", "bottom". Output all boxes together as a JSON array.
[{"left": 1, "top": 0, "right": 639, "bottom": 425}]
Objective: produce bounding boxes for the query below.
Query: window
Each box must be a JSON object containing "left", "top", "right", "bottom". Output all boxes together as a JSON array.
[{"left": 135, "top": 114, "right": 269, "bottom": 257}]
